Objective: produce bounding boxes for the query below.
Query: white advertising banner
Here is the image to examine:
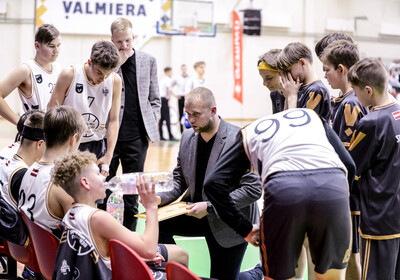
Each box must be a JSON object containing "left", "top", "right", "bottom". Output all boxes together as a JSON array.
[{"left": 36, "top": 0, "right": 160, "bottom": 35}]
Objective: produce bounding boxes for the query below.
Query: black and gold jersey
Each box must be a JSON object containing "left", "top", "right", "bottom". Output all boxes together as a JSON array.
[
  {"left": 270, "top": 90, "right": 285, "bottom": 114},
  {"left": 297, "top": 79, "right": 331, "bottom": 121},
  {"left": 331, "top": 89, "right": 368, "bottom": 148},
  {"left": 349, "top": 102, "right": 400, "bottom": 238}
]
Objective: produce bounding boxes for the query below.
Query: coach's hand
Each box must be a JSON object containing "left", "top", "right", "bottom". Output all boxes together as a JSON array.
[
  {"left": 186, "top": 202, "right": 208, "bottom": 219},
  {"left": 245, "top": 224, "right": 260, "bottom": 247}
]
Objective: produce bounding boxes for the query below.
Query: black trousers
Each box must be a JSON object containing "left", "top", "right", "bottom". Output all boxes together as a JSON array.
[
  {"left": 100, "top": 137, "right": 149, "bottom": 231},
  {"left": 178, "top": 96, "right": 185, "bottom": 133},
  {"left": 159, "top": 97, "right": 173, "bottom": 139},
  {"left": 159, "top": 214, "right": 247, "bottom": 280}
]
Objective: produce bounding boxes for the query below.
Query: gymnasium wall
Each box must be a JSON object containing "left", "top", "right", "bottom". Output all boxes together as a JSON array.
[{"left": 1, "top": 0, "right": 400, "bottom": 119}]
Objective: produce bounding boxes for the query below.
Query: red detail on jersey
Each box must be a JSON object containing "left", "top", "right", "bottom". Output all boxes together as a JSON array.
[
  {"left": 5, "top": 160, "right": 10, "bottom": 166},
  {"left": 30, "top": 168, "right": 39, "bottom": 177},
  {"left": 69, "top": 212, "right": 75, "bottom": 220},
  {"left": 392, "top": 110, "right": 400, "bottom": 120}
]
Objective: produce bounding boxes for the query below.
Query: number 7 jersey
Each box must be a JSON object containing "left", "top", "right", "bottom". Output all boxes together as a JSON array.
[{"left": 242, "top": 108, "right": 346, "bottom": 183}]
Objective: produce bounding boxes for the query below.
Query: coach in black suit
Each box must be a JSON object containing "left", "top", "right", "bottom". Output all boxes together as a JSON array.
[
  {"left": 157, "top": 87, "right": 261, "bottom": 280},
  {"left": 106, "top": 18, "right": 161, "bottom": 231}
]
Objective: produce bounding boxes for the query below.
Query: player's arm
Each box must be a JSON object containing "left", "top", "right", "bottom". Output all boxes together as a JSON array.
[
  {"left": 47, "top": 67, "right": 74, "bottom": 109},
  {"left": 0, "top": 64, "right": 31, "bottom": 125},
  {"left": 323, "top": 119, "right": 356, "bottom": 188},
  {"left": 204, "top": 132, "right": 254, "bottom": 238},
  {"left": 149, "top": 57, "right": 161, "bottom": 122},
  {"left": 48, "top": 183, "right": 74, "bottom": 219},
  {"left": 97, "top": 74, "right": 121, "bottom": 173},
  {"left": 92, "top": 176, "right": 158, "bottom": 259}
]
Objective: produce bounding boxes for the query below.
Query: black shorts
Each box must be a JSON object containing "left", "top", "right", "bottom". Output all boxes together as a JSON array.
[
  {"left": 260, "top": 168, "right": 351, "bottom": 279},
  {"left": 79, "top": 139, "right": 106, "bottom": 160},
  {"left": 361, "top": 237, "right": 400, "bottom": 280}
]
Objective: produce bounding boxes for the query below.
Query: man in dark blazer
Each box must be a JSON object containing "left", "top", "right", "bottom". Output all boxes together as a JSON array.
[
  {"left": 106, "top": 17, "right": 161, "bottom": 231},
  {"left": 157, "top": 87, "right": 261, "bottom": 280}
]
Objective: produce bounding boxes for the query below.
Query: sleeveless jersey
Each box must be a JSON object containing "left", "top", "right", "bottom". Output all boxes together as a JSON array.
[
  {"left": 242, "top": 108, "right": 346, "bottom": 184},
  {"left": 19, "top": 59, "right": 62, "bottom": 112},
  {"left": 63, "top": 204, "right": 111, "bottom": 269},
  {"left": 0, "top": 154, "right": 28, "bottom": 210},
  {"left": 63, "top": 64, "right": 115, "bottom": 143},
  {"left": 18, "top": 161, "right": 62, "bottom": 237},
  {"left": 0, "top": 142, "right": 20, "bottom": 160}
]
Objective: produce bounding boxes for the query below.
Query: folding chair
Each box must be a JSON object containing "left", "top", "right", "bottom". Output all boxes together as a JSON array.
[
  {"left": 21, "top": 212, "right": 58, "bottom": 280},
  {"left": 109, "top": 239, "right": 154, "bottom": 280},
  {"left": 166, "top": 262, "right": 201, "bottom": 280}
]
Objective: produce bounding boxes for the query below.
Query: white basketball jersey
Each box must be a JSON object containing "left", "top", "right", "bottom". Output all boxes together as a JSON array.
[
  {"left": 0, "top": 154, "right": 28, "bottom": 210},
  {"left": 19, "top": 161, "right": 62, "bottom": 234},
  {"left": 63, "top": 64, "right": 115, "bottom": 143},
  {"left": 63, "top": 204, "right": 111, "bottom": 269},
  {"left": 0, "top": 142, "right": 20, "bottom": 160},
  {"left": 242, "top": 108, "right": 346, "bottom": 184},
  {"left": 19, "top": 59, "right": 61, "bottom": 112}
]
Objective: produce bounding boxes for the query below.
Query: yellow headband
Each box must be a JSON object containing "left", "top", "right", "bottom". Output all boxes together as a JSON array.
[{"left": 258, "top": 61, "right": 278, "bottom": 72}]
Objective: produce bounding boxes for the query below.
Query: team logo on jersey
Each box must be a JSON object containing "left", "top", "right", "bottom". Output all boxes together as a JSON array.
[
  {"left": 102, "top": 87, "right": 109, "bottom": 96},
  {"left": 35, "top": 74, "right": 43, "bottom": 84},
  {"left": 392, "top": 110, "right": 400, "bottom": 120},
  {"left": 76, "top": 83, "right": 84, "bottom": 94}
]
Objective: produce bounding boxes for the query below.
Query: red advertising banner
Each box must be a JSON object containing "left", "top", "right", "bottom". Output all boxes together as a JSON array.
[{"left": 232, "top": 10, "right": 243, "bottom": 103}]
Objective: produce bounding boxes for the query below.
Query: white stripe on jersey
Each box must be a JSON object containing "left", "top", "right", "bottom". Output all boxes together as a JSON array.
[{"left": 242, "top": 108, "right": 346, "bottom": 184}]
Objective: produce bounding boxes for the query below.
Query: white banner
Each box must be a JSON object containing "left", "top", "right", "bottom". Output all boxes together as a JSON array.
[{"left": 36, "top": 0, "right": 160, "bottom": 35}]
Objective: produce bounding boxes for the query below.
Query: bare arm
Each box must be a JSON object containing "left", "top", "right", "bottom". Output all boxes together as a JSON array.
[
  {"left": 92, "top": 176, "right": 159, "bottom": 259},
  {"left": 47, "top": 67, "right": 74, "bottom": 109},
  {"left": 97, "top": 74, "right": 121, "bottom": 172},
  {"left": 0, "top": 64, "right": 31, "bottom": 124},
  {"left": 49, "top": 184, "right": 74, "bottom": 219}
]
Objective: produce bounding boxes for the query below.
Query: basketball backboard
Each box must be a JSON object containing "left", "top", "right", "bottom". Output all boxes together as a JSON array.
[{"left": 157, "top": 0, "right": 216, "bottom": 37}]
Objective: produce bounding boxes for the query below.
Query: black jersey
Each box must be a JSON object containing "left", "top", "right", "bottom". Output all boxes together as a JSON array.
[
  {"left": 331, "top": 90, "right": 368, "bottom": 148},
  {"left": 297, "top": 80, "right": 331, "bottom": 121},
  {"left": 270, "top": 90, "right": 285, "bottom": 114},
  {"left": 349, "top": 102, "right": 400, "bottom": 238}
]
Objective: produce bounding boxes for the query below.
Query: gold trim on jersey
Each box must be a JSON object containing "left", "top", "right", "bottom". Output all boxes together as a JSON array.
[
  {"left": 306, "top": 92, "right": 321, "bottom": 110},
  {"left": 46, "top": 181, "right": 63, "bottom": 222},
  {"left": 362, "top": 239, "right": 371, "bottom": 280},
  {"left": 87, "top": 206, "right": 110, "bottom": 263},
  {"left": 354, "top": 175, "right": 360, "bottom": 181},
  {"left": 351, "top": 211, "right": 361, "bottom": 215},
  {"left": 370, "top": 101, "right": 396, "bottom": 112},
  {"left": 348, "top": 131, "right": 366, "bottom": 152},
  {"left": 359, "top": 228, "right": 400, "bottom": 240},
  {"left": 32, "top": 59, "right": 54, "bottom": 74},
  {"left": 332, "top": 88, "right": 353, "bottom": 103},
  {"left": 300, "top": 79, "right": 322, "bottom": 89}
]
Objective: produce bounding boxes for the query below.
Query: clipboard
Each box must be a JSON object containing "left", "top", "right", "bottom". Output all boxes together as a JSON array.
[{"left": 135, "top": 201, "right": 189, "bottom": 221}]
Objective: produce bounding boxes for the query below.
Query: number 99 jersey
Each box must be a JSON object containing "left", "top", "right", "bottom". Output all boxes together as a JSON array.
[{"left": 242, "top": 108, "right": 346, "bottom": 184}]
